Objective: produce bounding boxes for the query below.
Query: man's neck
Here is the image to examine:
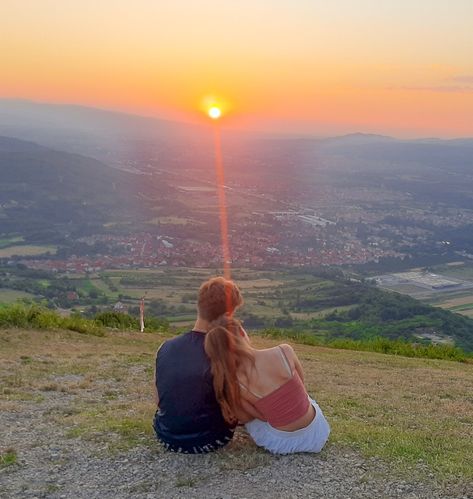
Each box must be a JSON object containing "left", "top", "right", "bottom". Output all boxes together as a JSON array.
[{"left": 193, "top": 317, "right": 210, "bottom": 333}]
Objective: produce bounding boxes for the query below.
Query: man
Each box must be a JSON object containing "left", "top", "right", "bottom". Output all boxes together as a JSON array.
[{"left": 153, "top": 276, "right": 243, "bottom": 453}]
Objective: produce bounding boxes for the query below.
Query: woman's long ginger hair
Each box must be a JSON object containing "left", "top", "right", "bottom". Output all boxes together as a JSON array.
[{"left": 204, "top": 317, "right": 254, "bottom": 424}]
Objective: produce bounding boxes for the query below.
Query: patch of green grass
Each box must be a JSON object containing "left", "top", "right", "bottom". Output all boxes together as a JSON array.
[
  {"left": 332, "top": 419, "right": 473, "bottom": 480},
  {"left": 66, "top": 410, "right": 155, "bottom": 452},
  {"left": 175, "top": 476, "right": 198, "bottom": 488},
  {"left": 0, "top": 448, "right": 17, "bottom": 468},
  {"left": 45, "top": 484, "right": 61, "bottom": 494},
  {"left": 0, "top": 235, "right": 24, "bottom": 249},
  {"left": 78, "top": 278, "right": 98, "bottom": 294},
  {"left": 0, "top": 304, "right": 105, "bottom": 336},
  {"left": 217, "top": 431, "right": 270, "bottom": 471},
  {"left": 1, "top": 389, "right": 45, "bottom": 402},
  {"left": 128, "top": 480, "right": 155, "bottom": 494},
  {"left": 65, "top": 427, "right": 88, "bottom": 439},
  {"left": 261, "top": 328, "right": 470, "bottom": 362},
  {"left": 449, "top": 303, "right": 473, "bottom": 311},
  {"left": 0, "top": 289, "right": 37, "bottom": 303}
]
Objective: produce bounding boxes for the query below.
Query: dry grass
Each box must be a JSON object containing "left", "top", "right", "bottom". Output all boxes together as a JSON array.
[
  {"left": 1, "top": 328, "right": 472, "bottom": 482},
  {"left": 294, "top": 343, "right": 473, "bottom": 480}
]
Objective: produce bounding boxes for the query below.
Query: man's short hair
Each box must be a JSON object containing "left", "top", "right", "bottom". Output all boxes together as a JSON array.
[{"left": 197, "top": 277, "right": 243, "bottom": 322}]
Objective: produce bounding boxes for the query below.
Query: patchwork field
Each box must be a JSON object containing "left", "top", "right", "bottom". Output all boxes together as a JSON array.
[{"left": 92, "top": 268, "right": 324, "bottom": 322}]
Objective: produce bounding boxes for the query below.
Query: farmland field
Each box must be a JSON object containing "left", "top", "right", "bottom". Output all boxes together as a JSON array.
[
  {"left": 0, "top": 245, "right": 57, "bottom": 258},
  {"left": 88, "top": 267, "right": 338, "bottom": 324},
  {"left": 0, "top": 236, "right": 24, "bottom": 249},
  {"left": 431, "top": 261, "right": 473, "bottom": 281},
  {"left": 430, "top": 295, "right": 473, "bottom": 319},
  {"left": 0, "top": 289, "right": 36, "bottom": 303}
]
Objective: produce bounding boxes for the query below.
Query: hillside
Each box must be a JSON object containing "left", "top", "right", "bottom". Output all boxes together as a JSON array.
[
  {"left": 242, "top": 270, "right": 473, "bottom": 352},
  {"left": 0, "top": 136, "right": 142, "bottom": 240},
  {"left": 1, "top": 327, "right": 472, "bottom": 498}
]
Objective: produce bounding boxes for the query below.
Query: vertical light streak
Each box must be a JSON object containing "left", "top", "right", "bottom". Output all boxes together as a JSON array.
[{"left": 212, "top": 124, "right": 232, "bottom": 282}]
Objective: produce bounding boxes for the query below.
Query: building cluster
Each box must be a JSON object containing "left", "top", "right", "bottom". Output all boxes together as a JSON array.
[{"left": 16, "top": 218, "right": 402, "bottom": 274}]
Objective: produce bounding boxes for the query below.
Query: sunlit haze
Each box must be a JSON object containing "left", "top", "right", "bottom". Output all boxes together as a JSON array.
[{"left": 1, "top": 0, "right": 472, "bottom": 137}]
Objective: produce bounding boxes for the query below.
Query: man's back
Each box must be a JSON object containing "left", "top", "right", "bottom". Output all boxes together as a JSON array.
[{"left": 154, "top": 330, "right": 234, "bottom": 453}]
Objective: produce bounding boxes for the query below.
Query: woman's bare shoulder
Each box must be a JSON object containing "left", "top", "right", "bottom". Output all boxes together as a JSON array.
[{"left": 278, "top": 343, "right": 295, "bottom": 356}]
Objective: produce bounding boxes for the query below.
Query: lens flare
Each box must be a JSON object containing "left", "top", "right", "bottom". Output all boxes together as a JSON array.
[{"left": 208, "top": 106, "right": 222, "bottom": 119}]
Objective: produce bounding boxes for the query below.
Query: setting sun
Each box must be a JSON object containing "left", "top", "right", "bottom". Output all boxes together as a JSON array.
[{"left": 208, "top": 106, "right": 222, "bottom": 120}]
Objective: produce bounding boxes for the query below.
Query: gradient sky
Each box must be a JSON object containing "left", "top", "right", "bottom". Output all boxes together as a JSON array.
[{"left": 1, "top": 0, "right": 472, "bottom": 137}]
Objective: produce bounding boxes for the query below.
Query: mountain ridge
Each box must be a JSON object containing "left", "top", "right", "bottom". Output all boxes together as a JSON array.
[{"left": 2, "top": 99, "right": 472, "bottom": 142}]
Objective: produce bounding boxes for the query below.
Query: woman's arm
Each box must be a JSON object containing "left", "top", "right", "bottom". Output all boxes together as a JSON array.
[{"left": 236, "top": 397, "right": 267, "bottom": 423}]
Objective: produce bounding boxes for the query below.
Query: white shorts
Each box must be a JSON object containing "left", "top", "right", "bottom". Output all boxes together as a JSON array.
[{"left": 245, "top": 397, "right": 330, "bottom": 455}]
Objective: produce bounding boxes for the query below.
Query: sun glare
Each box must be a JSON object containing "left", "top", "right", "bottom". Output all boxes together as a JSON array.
[{"left": 208, "top": 106, "right": 222, "bottom": 120}]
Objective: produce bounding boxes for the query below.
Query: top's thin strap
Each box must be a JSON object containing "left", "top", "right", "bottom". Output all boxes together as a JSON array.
[
  {"left": 278, "top": 346, "right": 293, "bottom": 377},
  {"left": 238, "top": 381, "right": 262, "bottom": 399}
]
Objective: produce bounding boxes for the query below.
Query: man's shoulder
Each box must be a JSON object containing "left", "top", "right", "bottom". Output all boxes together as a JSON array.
[{"left": 158, "top": 331, "right": 202, "bottom": 354}]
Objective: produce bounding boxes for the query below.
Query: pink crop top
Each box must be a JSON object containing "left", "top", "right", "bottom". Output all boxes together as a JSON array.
[{"left": 240, "top": 346, "right": 310, "bottom": 428}]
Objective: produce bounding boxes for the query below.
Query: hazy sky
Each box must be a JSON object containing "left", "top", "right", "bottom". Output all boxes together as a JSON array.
[{"left": 1, "top": 0, "right": 472, "bottom": 137}]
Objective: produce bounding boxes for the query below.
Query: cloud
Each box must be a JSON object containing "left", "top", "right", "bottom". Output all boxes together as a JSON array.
[
  {"left": 389, "top": 74, "right": 473, "bottom": 94},
  {"left": 399, "top": 85, "right": 473, "bottom": 93},
  {"left": 451, "top": 75, "right": 473, "bottom": 84}
]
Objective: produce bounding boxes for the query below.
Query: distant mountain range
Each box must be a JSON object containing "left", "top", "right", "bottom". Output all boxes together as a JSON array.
[{"left": 1, "top": 99, "right": 471, "bottom": 152}]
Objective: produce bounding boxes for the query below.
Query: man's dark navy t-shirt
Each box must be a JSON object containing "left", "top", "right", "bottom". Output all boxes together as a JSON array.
[{"left": 153, "top": 330, "right": 234, "bottom": 451}]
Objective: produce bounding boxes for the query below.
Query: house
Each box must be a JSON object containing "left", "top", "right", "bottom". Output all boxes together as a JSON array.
[{"left": 113, "top": 301, "right": 128, "bottom": 313}]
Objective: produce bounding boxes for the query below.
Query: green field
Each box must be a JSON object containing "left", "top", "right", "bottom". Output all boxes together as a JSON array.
[
  {"left": 0, "top": 289, "right": 36, "bottom": 303},
  {"left": 431, "top": 261, "right": 473, "bottom": 281},
  {"left": 0, "top": 236, "right": 24, "bottom": 249},
  {"left": 0, "top": 245, "right": 57, "bottom": 258}
]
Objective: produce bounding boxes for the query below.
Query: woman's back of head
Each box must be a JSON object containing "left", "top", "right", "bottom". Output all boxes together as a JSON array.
[{"left": 204, "top": 317, "right": 253, "bottom": 423}]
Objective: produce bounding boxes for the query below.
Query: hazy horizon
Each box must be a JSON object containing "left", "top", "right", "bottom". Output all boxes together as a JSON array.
[
  {"left": 2, "top": 1, "right": 472, "bottom": 138},
  {"left": 1, "top": 97, "right": 473, "bottom": 142}
]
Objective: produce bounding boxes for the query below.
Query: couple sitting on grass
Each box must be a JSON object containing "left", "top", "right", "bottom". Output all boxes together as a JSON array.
[{"left": 153, "top": 276, "right": 330, "bottom": 455}]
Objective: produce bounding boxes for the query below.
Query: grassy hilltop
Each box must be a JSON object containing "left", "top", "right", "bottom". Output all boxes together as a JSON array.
[{"left": 1, "top": 324, "right": 472, "bottom": 497}]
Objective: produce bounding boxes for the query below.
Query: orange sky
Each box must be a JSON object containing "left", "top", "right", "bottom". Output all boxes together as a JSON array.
[{"left": 1, "top": 0, "right": 472, "bottom": 137}]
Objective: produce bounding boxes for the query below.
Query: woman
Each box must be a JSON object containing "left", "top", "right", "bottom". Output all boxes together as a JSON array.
[{"left": 204, "top": 317, "right": 330, "bottom": 454}]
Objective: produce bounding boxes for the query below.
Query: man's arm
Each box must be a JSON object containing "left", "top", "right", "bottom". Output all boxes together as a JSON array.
[
  {"left": 153, "top": 342, "right": 165, "bottom": 407},
  {"left": 154, "top": 372, "right": 160, "bottom": 407}
]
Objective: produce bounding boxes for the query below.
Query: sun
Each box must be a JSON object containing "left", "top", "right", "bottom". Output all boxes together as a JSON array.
[{"left": 208, "top": 106, "right": 222, "bottom": 120}]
